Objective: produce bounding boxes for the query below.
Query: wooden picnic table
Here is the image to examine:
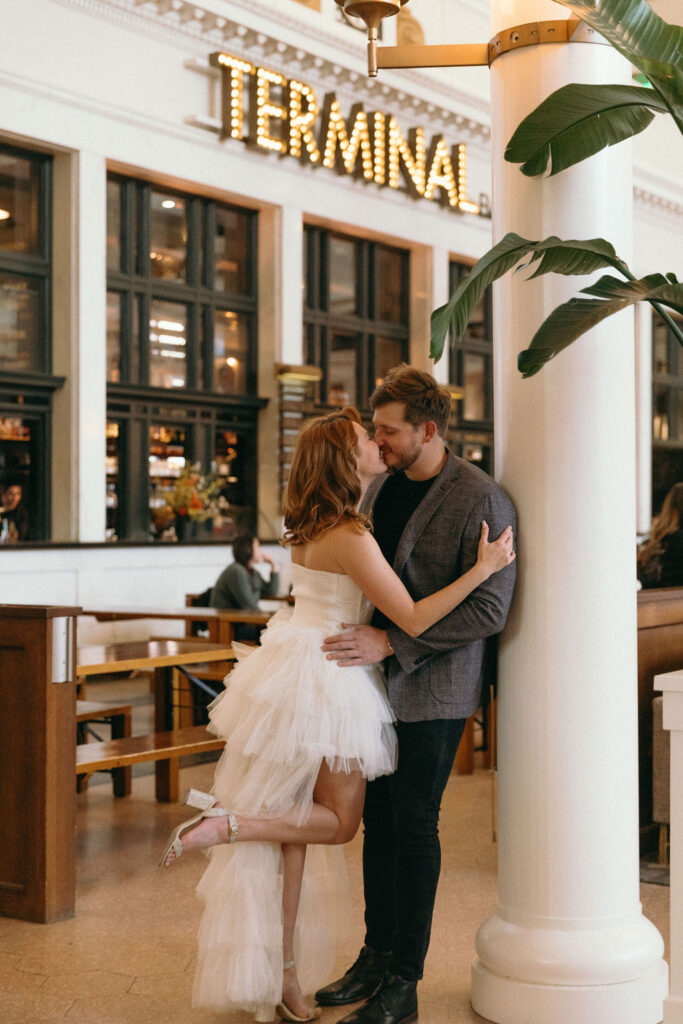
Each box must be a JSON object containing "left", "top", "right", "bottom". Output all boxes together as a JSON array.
[
  {"left": 77, "top": 638, "right": 234, "bottom": 801},
  {"left": 81, "top": 606, "right": 273, "bottom": 645}
]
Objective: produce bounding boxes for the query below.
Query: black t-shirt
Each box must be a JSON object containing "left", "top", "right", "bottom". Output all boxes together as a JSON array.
[{"left": 371, "top": 471, "right": 437, "bottom": 629}]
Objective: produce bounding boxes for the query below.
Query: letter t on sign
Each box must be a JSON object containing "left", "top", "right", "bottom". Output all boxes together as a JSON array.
[{"left": 210, "top": 53, "right": 256, "bottom": 140}]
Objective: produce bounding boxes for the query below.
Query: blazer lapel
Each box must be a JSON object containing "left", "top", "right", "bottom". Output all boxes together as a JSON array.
[
  {"left": 360, "top": 474, "right": 386, "bottom": 515},
  {"left": 393, "top": 452, "right": 461, "bottom": 577}
]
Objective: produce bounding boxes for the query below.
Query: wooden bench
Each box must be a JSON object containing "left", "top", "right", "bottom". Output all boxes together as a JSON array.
[
  {"left": 76, "top": 725, "right": 224, "bottom": 788},
  {"left": 76, "top": 699, "right": 132, "bottom": 728},
  {"left": 76, "top": 699, "right": 133, "bottom": 796}
]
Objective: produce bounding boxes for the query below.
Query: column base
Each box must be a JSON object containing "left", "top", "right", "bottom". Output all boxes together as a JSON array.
[{"left": 472, "top": 958, "right": 668, "bottom": 1024}]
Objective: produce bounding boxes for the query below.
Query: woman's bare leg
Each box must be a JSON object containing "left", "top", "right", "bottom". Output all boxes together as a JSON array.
[
  {"left": 280, "top": 843, "right": 320, "bottom": 1019},
  {"left": 165, "top": 763, "right": 366, "bottom": 863}
]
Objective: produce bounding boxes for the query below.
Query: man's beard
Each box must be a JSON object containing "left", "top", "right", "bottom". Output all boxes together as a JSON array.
[{"left": 384, "top": 446, "right": 422, "bottom": 474}]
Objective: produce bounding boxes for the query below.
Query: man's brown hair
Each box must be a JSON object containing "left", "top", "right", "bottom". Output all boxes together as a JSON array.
[{"left": 370, "top": 364, "right": 451, "bottom": 437}]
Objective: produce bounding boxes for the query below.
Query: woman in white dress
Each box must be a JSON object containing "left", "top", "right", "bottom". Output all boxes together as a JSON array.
[{"left": 161, "top": 408, "right": 514, "bottom": 1023}]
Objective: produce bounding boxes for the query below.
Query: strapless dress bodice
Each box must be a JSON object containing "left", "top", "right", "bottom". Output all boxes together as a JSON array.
[{"left": 289, "top": 563, "right": 372, "bottom": 630}]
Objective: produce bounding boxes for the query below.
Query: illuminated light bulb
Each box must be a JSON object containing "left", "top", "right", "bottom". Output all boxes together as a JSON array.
[
  {"left": 387, "top": 118, "right": 425, "bottom": 196},
  {"left": 424, "top": 135, "right": 458, "bottom": 207},
  {"left": 454, "top": 143, "right": 479, "bottom": 215},
  {"left": 289, "top": 80, "right": 321, "bottom": 164},
  {"left": 210, "top": 52, "right": 256, "bottom": 140},
  {"left": 0, "top": 208, "right": 10, "bottom": 221},
  {"left": 226, "top": 357, "right": 238, "bottom": 367},
  {"left": 161, "top": 199, "right": 176, "bottom": 209}
]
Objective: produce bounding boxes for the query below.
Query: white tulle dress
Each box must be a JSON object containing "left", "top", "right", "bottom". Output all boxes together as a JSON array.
[{"left": 193, "top": 564, "right": 397, "bottom": 1021}]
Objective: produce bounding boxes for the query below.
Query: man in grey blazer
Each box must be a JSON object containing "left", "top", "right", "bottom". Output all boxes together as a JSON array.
[{"left": 316, "top": 366, "right": 517, "bottom": 1024}]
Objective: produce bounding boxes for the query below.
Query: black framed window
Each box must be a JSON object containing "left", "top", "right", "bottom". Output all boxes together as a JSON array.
[
  {"left": 652, "top": 312, "right": 683, "bottom": 515},
  {"left": 106, "top": 175, "right": 257, "bottom": 394},
  {"left": 106, "top": 174, "right": 262, "bottom": 542},
  {"left": 303, "top": 226, "right": 409, "bottom": 409},
  {"left": 0, "top": 145, "right": 51, "bottom": 374},
  {"left": 0, "top": 143, "right": 56, "bottom": 542},
  {"left": 448, "top": 260, "right": 494, "bottom": 475}
]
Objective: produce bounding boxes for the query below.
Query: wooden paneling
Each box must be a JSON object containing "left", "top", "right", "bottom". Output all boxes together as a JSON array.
[{"left": 0, "top": 607, "right": 79, "bottom": 923}]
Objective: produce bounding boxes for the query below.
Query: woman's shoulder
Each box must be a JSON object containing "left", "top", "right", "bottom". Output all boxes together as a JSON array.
[{"left": 292, "top": 521, "right": 375, "bottom": 569}]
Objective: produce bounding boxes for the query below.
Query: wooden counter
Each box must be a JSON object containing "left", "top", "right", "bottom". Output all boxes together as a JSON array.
[{"left": 638, "top": 586, "right": 683, "bottom": 852}]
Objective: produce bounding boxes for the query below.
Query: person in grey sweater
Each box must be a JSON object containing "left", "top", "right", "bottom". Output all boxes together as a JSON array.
[{"left": 211, "top": 534, "right": 280, "bottom": 640}]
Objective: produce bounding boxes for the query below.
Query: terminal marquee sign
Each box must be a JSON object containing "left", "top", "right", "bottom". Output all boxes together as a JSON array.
[{"left": 210, "top": 51, "right": 488, "bottom": 216}]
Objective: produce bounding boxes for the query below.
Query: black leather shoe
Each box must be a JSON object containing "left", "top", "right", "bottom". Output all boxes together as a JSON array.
[
  {"left": 315, "top": 946, "right": 392, "bottom": 1006},
  {"left": 335, "top": 975, "right": 418, "bottom": 1024}
]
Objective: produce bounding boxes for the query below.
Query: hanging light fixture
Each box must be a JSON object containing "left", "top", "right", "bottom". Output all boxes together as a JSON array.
[
  {"left": 334, "top": 1, "right": 407, "bottom": 76},
  {"left": 334, "top": 0, "right": 584, "bottom": 77}
]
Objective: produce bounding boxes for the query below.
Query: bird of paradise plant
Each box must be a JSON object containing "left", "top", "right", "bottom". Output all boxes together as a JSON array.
[{"left": 430, "top": 0, "right": 683, "bottom": 378}]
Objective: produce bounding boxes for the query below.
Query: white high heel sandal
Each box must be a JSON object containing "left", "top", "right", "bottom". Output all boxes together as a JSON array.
[
  {"left": 277, "top": 960, "right": 322, "bottom": 1022},
  {"left": 159, "top": 788, "right": 238, "bottom": 867}
]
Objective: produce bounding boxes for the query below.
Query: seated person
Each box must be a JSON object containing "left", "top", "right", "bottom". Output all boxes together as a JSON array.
[
  {"left": 211, "top": 534, "right": 280, "bottom": 640},
  {"left": 638, "top": 482, "right": 683, "bottom": 588},
  {"left": 0, "top": 480, "right": 29, "bottom": 542}
]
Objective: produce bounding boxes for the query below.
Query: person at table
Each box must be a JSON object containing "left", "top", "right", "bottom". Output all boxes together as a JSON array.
[
  {"left": 638, "top": 481, "right": 683, "bottom": 588},
  {"left": 210, "top": 533, "right": 281, "bottom": 642},
  {"left": 0, "top": 480, "right": 29, "bottom": 543},
  {"left": 160, "top": 406, "right": 515, "bottom": 1024},
  {"left": 211, "top": 533, "right": 280, "bottom": 610}
]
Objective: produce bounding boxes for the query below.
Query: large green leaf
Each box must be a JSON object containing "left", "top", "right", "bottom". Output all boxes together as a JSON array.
[
  {"left": 430, "top": 233, "right": 631, "bottom": 361},
  {"left": 505, "top": 84, "right": 668, "bottom": 176},
  {"left": 518, "top": 273, "right": 683, "bottom": 377},
  {"left": 554, "top": 0, "right": 683, "bottom": 130}
]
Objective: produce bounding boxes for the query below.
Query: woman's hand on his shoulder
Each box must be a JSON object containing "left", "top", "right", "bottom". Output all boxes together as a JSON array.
[{"left": 477, "top": 522, "right": 515, "bottom": 577}]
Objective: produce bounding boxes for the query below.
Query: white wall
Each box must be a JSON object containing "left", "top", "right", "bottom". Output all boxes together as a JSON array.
[{"left": 0, "top": 0, "right": 681, "bottom": 614}]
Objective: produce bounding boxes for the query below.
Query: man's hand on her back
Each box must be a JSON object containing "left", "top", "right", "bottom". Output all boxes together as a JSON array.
[{"left": 322, "top": 625, "right": 392, "bottom": 666}]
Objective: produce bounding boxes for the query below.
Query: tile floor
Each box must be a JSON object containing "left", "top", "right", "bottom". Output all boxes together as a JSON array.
[{"left": 0, "top": 677, "right": 670, "bottom": 1024}]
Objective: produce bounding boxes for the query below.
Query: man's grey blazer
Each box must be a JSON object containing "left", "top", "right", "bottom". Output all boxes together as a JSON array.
[{"left": 360, "top": 450, "right": 517, "bottom": 722}]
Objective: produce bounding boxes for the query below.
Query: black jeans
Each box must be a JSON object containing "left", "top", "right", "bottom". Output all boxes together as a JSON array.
[{"left": 362, "top": 717, "right": 467, "bottom": 982}]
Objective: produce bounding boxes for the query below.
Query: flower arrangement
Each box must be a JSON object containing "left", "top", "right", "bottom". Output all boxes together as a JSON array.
[
  {"left": 164, "top": 465, "right": 224, "bottom": 520},
  {"left": 151, "top": 464, "right": 230, "bottom": 536}
]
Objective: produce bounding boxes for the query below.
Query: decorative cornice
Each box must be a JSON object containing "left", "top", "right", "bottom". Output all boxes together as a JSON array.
[
  {"left": 47, "top": 0, "right": 492, "bottom": 141},
  {"left": 634, "top": 163, "right": 683, "bottom": 218},
  {"left": 633, "top": 186, "right": 683, "bottom": 218}
]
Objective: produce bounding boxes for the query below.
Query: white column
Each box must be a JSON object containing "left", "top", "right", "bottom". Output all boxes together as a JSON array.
[
  {"left": 51, "top": 150, "right": 107, "bottom": 542},
  {"left": 256, "top": 204, "right": 304, "bottom": 538},
  {"left": 635, "top": 302, "right": 653, "bottom": 536},
  {"left": 278, "top": 204, "right": 305, "bottom": 366},
  {"left": 656, "top": 669, "right": 683, "bottom": 1023},
  {"left": 471, "top": 3, "right": 668, "bottom": 1022}
]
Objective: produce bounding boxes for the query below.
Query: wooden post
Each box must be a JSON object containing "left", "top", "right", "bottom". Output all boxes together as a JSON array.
[
  {"left": 154, "top": 665, "right": 178, "bottom": 802},
  {"left": 0, "top": 604, "right": 80, "bottom": 923}
]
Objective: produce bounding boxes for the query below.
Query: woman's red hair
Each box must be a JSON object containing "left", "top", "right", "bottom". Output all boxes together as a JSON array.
[{"left": 283, "top": 407, "right": 370, "bottom": 546}]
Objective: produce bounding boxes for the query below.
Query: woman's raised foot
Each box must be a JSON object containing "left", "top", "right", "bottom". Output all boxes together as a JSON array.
[{"left": 159, "top": 790, "right": 239, "bottom": 867}]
